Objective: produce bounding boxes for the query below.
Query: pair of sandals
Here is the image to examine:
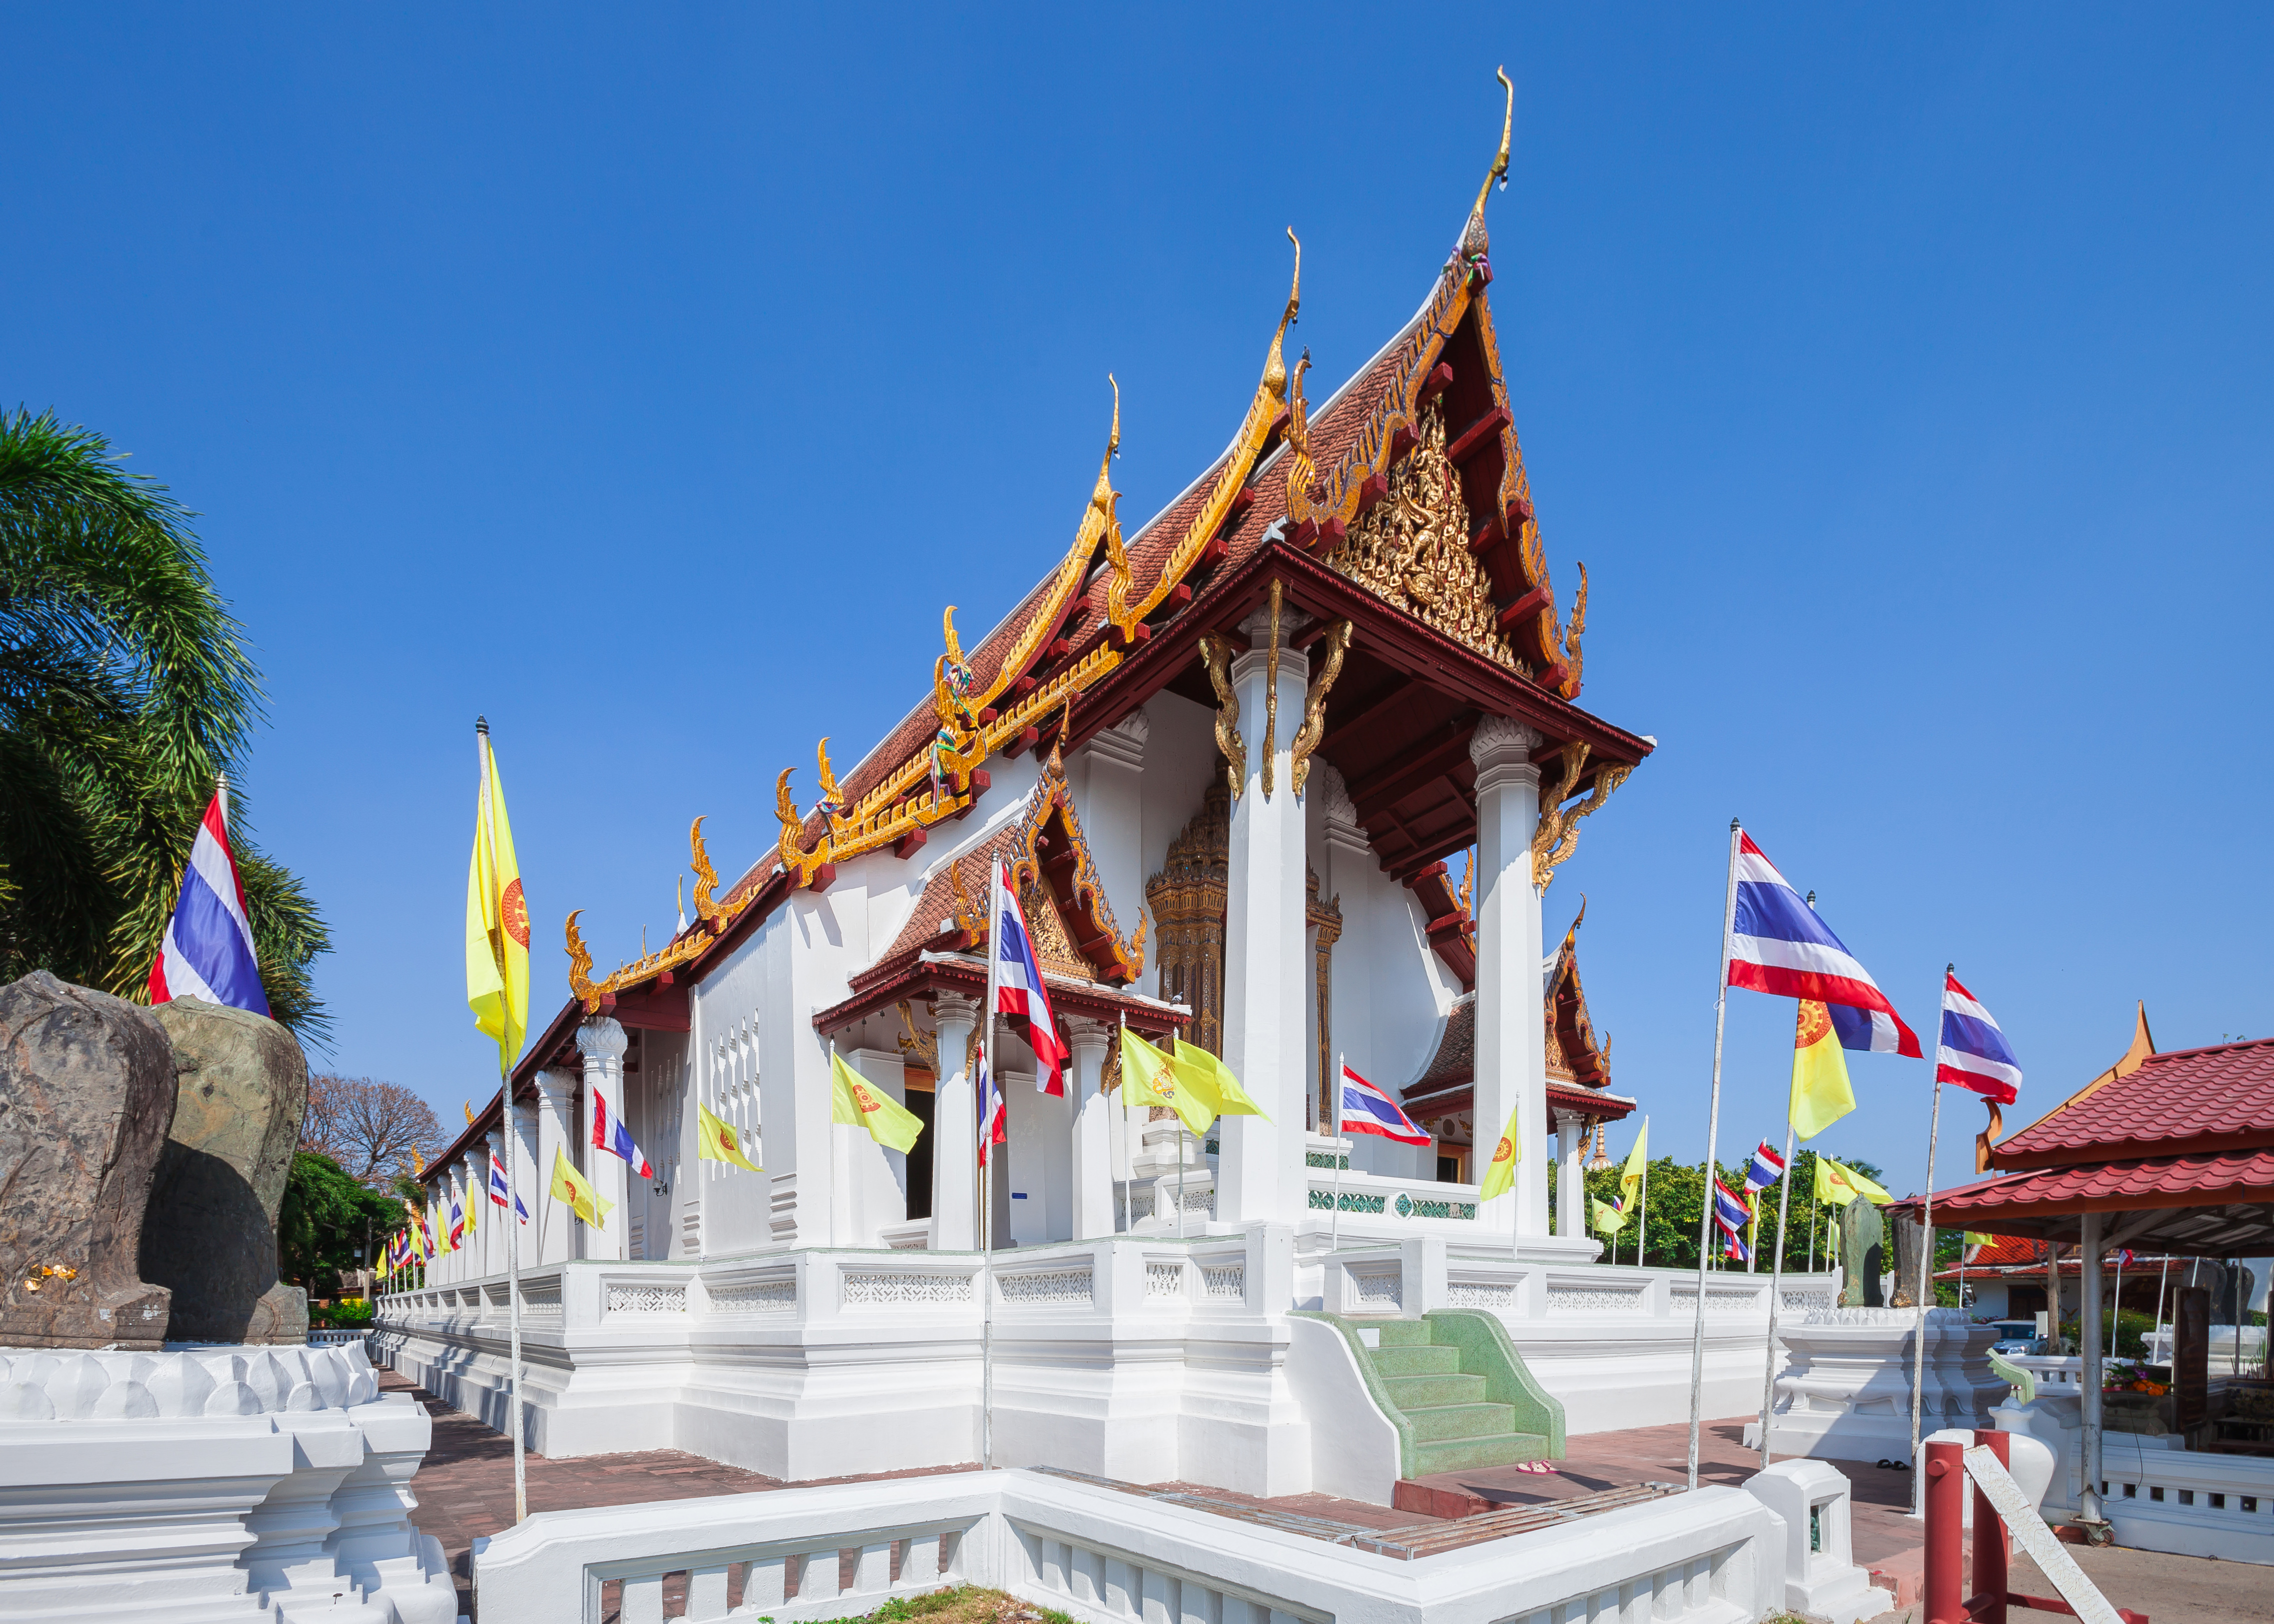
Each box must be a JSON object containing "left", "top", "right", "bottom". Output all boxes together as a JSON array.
[
  {"left": 1512, "top": 1459, "right": 1558, "bottom": 1475},
  {"left": 1874, "top": 1458, "right": 1912, "bottom": 1472}
]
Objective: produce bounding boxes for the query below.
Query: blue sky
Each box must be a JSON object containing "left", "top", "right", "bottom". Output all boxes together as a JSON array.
[{"left": 6, "top": 8, "right": 2268, "bottom": 1198}]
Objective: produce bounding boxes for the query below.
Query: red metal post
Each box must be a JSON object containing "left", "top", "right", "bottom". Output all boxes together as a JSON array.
[
  {"left": 1972, "top": 1429, "right": 2011, "bottom": 1624},
  {"left": 1924, "top": 1438, "right": 1966, "bottom": 1624}
]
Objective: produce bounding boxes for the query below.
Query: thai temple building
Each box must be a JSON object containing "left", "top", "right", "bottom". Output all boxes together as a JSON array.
[{"left": 380, "top": 110, "right": 1832, "bottom": 1499}]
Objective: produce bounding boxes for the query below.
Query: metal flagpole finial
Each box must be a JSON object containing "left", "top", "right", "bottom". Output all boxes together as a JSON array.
[{"left": 476, "top": 716, "right": 490, "bottom": 736}]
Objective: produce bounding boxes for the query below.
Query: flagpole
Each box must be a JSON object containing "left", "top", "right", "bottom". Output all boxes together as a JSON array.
[
  {"left": 980, "top": 863, "right": 1000, "bottom": 1472},
  {"left": 1638, "top": 1119, "right": 1648, "bottom": 1268},
  {"left": 1331, "top": 1052, "right": 1344, "bottom": 1254},
  {"left": 1116, "top": 1014, "right": 1130, "bottom": 1236},
  {"left": 1756, "top": 1112, "right": 1800, "bottom": 1471},
  {"left": 477, "top": 723, "right": 528, "bottom": 1526},
  {"left": 1686, "top": 818, "right": 1744, "bottom": 1491},
  {"left": 1910, "top": 963, "right": 1951, "bottom": 1516}
]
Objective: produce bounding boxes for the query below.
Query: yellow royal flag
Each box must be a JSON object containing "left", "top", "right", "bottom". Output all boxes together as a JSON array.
[
  {"left": 1790, "top": 1001, "right": 1858, "bottom": 1141},
  {"left": 1816, "top": 1155, "right": 1892, "bottom": 1208},
  {"left": 1120, "top": 1027, "right": 1212, "bottom": 1139},
  {"left": 1173, "top": 1038, "right": 1269, "bottom": 1123},
  {"left": 551, "top": 1147, "right": 613, "bottom": 1230},
  {"left": 466, "top": 725, "right": 530, "bottom": 1078},
  {"left": 1479, "top": 1104, "right": 1524, "bottom": 1201},
  {"left": 830, "top": 1053, "right": 924, "bottom": 1154},
  {"left": 1618, "top": 1121, "right": 1649, "bottom": 1212},
  {"left": 698, "top": 1102, "right": 762, "bottom": 1172},
  {"left": 1591, "top": 1196, "right": 1628, "bottom": 1235}
]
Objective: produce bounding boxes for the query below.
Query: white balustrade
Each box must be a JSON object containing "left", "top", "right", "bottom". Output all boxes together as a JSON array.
[{"left": 473, "top": 1467, "right": 1789, "bottom": 1624}]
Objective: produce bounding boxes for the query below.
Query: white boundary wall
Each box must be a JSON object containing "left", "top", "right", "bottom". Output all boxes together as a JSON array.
[
  {"left": 378, "top": 1229, "right": 1836, "bottom": 1494},
  {"left": 473, "top": 1468, "right": 1790, "bottom": 1624}
]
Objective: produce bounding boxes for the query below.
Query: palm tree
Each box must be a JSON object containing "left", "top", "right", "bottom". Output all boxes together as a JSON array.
[{"left": 0, "top": 407, "right": 328, "bottom": 1033}]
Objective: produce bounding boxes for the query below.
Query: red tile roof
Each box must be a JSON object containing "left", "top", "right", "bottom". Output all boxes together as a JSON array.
[
  {"left": 1910, "top": 1149, "right": 2274, "bottom": 1255},
  {"left": 1993, "top": 1036, "right": 2274, "bottom": 1170}
]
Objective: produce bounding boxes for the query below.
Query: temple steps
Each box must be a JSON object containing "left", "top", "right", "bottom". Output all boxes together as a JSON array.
[{"left": 1336, "top": 1310, "right": 1566, "bottom": 1479}]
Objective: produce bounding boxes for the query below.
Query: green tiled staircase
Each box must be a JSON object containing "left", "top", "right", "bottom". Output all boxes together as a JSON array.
[{"left": 1300, "top": 1309, "right": 1566, "bottom": 1479}]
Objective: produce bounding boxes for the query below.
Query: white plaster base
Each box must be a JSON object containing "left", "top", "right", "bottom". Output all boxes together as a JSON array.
[
  {"left": 1747, "top": 1307, "right": 2002, "bottom": 1463},
  {"left": 0, "top": 1342, "right": 459, "bottom": 1624}
]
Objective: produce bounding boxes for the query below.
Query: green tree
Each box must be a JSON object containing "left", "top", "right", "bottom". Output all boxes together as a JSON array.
[
  {"left": 279, "top": 1151, "right": 402, "bottom": 1296},
  {"left": 0, "top": 409, "right": 327, "bottom": 1030},
  {"left": 1558, "top": 1145, "right": 1892, "bottom": 1273}
]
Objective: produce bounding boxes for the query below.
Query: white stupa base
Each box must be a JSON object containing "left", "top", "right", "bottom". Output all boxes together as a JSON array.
[{"left": 1744, "top": 1306, "right": 2004, "bottom": 1464}]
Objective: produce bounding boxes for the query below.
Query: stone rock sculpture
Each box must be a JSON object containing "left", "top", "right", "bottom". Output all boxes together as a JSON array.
[
  {"left": 1888, "top": 1210, "right": 1928, "bottom": 1309},
  {"left": 140, "top": 997, "right": 311, "bottom": 1344},
  {"left": 0, "top": 972, "right": 177, "bottom": 1350},
  {"left": 1838, "top": 1198, "right": 1885, "bottom": 1308}
]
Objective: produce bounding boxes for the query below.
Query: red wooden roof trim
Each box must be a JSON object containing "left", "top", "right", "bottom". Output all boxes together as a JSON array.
[{"left": 811, "top": 951, "right": 1188, "bottom": 1040}]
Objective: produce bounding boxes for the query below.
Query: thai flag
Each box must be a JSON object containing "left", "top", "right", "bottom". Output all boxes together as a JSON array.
[
  {"left": 146, "top": 783, "right": 270, "bottom": 1017},
  {"left": 976, "top": 1056, "right": 1006, "bottom": 1166},
  {"left": 1728, "top": 833, "right": 1920, "bottom": 1057},
  {"left": 488, "top": 1148, "right": 530, "bottom": 1224},
  {"left": 1338, "top": 1063, "right": 1430, "bottom": 1146},
  {"left": 994, "top": 861, "right": 1068, "bottom": 1095},
  {"left": 1742, "top": 1140, "right": 1786, "bottom": 1197},
  {"left": 447, "top": 1195, "right": 466, "bottom": 1251},
  {"left": 592, "top": 1085, "right": 654, "bottom": 1178},
  {"left": 1711, "top": 1177, "right": 1751, "bottom": 1250},
  {"left": 1937, "top": 970, "right": 2021, "bottom": 1105}
]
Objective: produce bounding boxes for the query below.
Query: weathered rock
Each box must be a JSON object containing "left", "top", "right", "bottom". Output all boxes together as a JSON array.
[
  {"left": 1838, "top": 1198, "right": 1886, "bottom": 1308},
  {"left": 0, "top": 972, "right": 176, "bottom": 1349},
  {"left": 140, "top": 998, "right": 310, "bottom": 1344},
  {"left": 1888, "top": 1211, "right": 1928, "bottom": 1308}
]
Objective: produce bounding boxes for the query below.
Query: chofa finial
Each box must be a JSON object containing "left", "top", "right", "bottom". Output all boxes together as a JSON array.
[
  {"left": 1461, "top": 67, "right": 1515, "bottom": 261},
  {"left": 1263, "top": 228, "right": 1302, "bottom": 400}
]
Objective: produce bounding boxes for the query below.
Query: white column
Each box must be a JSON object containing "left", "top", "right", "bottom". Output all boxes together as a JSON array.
[
  {"left": 1220, "top": 607, "right": 1310, "bottom": 1227},
  {"left": 1470, "top": 716, "right": 1548, "bottom": 1241},
  {"left": 577, "top": 1017, "right": 630, "bottom": 1263},
  {"left": 930, "top": 993, "right": 980, "bottom": 1251},
  {"left": 452, "top": 1168, "right": 468, "bottom": 1280},
  {"left": 512, "top": 1090, "right": 540, "bottom": 1270},
  {"left": 1555, "top": 1111, "right": 1585, "bottom": 1239},
  {"left": 534, "top": 1069, "right": 578, "bottom": 1265},
  {"left": 1068, "top": 1019, "right": 1114, "bottom": 1240}
]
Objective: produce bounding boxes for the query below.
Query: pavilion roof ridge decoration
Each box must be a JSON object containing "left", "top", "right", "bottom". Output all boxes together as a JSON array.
[{"left": 554, "top": 70, "right": 1599, "bottom": 1014}]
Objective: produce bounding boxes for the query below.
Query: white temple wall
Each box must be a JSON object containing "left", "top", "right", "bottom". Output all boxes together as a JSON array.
[
  {"left": 629, "top": 1028, "right": 689, "bottom": 1260},
  {"left": 750, "top": 882, "right": 871, "bottom": 1251},
  {"left": 689, "top": 941, "right": 772, "bottom": 1257},
  {"left": 846, "top": 1046, "right": 911, "bottom": 1245}
]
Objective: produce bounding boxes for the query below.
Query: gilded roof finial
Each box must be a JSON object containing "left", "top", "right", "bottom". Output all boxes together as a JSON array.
[
  {"left": 1091, "top": 375, "right": 1122, "bottom": 521},
  {"left": 942, "top": 605, "right": 967, "bottom": 670},
  {"left": 1463, "top": 67, "right": 1516, "bottom": 258},
  {"left": 1263, "top": 228, "right": 1302, "bottom": 400},
  {"left": 816, "top": 737, "right": 844, "bottom": 820}
]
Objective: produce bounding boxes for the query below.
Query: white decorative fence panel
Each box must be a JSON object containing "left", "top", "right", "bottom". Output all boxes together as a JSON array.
[{"left": 473, "top": 1468, "right": 1788, "bottom": 1624}]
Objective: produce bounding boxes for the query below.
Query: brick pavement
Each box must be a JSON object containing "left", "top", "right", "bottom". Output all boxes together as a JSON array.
[{"left": 390, "top": 1379, "right": 2266, "bottom": 1624}]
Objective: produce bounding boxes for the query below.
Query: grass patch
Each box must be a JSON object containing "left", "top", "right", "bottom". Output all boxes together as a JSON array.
[{"left": 790, "top": 1587, "right": 1074, "bottom": 1624}]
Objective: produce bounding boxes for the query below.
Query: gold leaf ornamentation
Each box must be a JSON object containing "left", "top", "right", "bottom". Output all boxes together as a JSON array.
[
  {"left": 895, "top": 1001, "right": 940, "bottom": 1074},
  {"left": 566, "top": 909, "right": 605, "bottom": 1009},
  {"left": 1290, "top": 618, "right": 1352, "bottom": 798},
  {"left": 690, "top": 816, "right": 722, "bottom": 931},
  {"left": 1325, "top": 399, "right": 1519, "bottom": 670},
  {"left": 776, "top": 768, "right": 834, "bottom": 889},
  {"left": 1530, "top": 742, "right": 1630, "bottom": 894},
  {"left": 1197, "top": 632, "right": 1244, "bottom": 800}
]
